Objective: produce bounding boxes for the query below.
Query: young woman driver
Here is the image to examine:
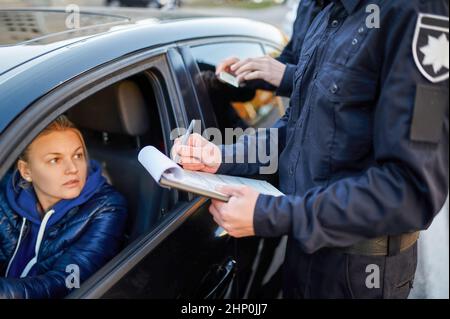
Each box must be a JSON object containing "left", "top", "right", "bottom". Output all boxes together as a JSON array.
[{"left": 0, "top": 115, "right": 127, "bottom": 298}]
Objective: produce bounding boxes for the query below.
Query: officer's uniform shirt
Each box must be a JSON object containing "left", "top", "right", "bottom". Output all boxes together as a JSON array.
[{"left": 220, "top": 0, "right": 449, "bottom": 256}]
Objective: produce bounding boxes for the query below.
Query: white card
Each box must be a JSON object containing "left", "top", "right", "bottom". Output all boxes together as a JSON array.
[{"left": 219, "top": 71, "right": 240, "bottom": 88}]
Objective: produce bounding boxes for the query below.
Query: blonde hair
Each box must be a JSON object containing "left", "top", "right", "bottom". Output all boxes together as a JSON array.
[
  {"left": 19, "top": 115, "right": 88, "bottom": 162},
  {"left": 16, "top": 115, "right": 89, "bottom": 189}
]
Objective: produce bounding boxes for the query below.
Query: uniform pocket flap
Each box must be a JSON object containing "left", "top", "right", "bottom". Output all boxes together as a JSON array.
[{"left": 316, "top": 63, "right": 378, "bottom": 103}]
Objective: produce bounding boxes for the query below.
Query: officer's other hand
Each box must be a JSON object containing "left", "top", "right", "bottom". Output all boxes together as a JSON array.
[
  {"left": 230, "top": 56, "right": 286, "bottom": 88},
  {"left": 171, "top": 133, "right": 221, "bottom": 173},
  {"left": 216, "top": 57, "right": 240, "bottom": 77},
  {"left": 209, "top": 185, "right": 259, "bottom": 238}
]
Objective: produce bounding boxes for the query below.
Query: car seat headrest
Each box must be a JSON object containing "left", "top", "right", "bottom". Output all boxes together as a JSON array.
[{"left": 68, "top": 80, "right": 149, "bottom": 137}]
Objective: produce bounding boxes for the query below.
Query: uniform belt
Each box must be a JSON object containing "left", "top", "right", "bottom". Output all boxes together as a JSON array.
[{"left": 336, "top": 232, "right": 420, "bottom": 256}]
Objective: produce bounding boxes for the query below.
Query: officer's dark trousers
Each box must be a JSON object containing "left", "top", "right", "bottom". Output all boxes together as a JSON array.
[{"left": 283, "top": 242, "right": 418, "bottom": 299}]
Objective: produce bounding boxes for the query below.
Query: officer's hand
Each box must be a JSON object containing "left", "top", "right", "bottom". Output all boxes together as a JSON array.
[
  {"left": 216, "top": 57, "right": 240, "bottom": 77},
  {"left": 171, "top": 133, "right": 221, "bottom": 173},
  {"left": 209, "top": 185, "right": 259, "bottom": 238},
  {"left": 230, "top": 56, "right": 286, "bottom": 88}
]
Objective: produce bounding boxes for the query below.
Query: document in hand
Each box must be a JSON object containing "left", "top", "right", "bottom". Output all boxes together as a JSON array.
[
  {"left": 138, "top": 146, "right": 284, "bottom": 202},
  {"left": 219, "top": 71, "right": 240, "bottom": 88}
]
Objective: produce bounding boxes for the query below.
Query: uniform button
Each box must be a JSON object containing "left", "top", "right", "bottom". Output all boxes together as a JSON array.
[
  {"left": 358, "top": 27, "right": 365, "bottom": 34},
  {"left": 352, "top": 38, "right": 358, "bottom": 45},
  {"left": 289, "top": 167, "right": 294, "bottom": 175},
  {"left": 330, "top": 83, "right": 339, "bottom": 94},
  {"left": 331, "top": 19, "right": 339, "bottom": 27}
]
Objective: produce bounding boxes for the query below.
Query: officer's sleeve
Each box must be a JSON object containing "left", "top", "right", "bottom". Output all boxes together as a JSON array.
[
  {"left": 275, "top": 63, "right": 296, "bottom": 98},
  {"left": 218, "top": 105, "right": 291, "bottom": 176},
  {"left": 253, "top": 4, "right": 449, "bottom": 254},
  {"left": 274, "top": 36, "right": 297, "bottom": 98}
]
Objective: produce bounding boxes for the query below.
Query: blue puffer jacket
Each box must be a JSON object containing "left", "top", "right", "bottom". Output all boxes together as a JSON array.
[{"left": 0, "top": 161, "right": 127, "bottom": 298}]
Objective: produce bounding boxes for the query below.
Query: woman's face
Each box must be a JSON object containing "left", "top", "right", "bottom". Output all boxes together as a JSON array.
[{"left": 18, "top": 130, "right": 88, "bottom": 212}]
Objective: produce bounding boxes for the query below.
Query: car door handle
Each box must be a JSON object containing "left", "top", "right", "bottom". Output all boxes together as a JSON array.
[{"left": 197, "top": 258, "right": 237, "bottom": 299}]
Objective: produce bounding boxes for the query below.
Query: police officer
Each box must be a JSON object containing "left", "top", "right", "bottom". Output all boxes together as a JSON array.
[{"left": 173, "top": 0, "right": 449, "bottom": 298}]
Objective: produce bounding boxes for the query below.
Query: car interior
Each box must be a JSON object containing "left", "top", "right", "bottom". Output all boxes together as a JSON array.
[{"left": 67, "top": 73, "right": 172, "bottom": 244}]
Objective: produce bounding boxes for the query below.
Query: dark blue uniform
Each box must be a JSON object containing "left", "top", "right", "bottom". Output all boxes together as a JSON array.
[{"left": 219, "top": 0, "right": 449, "bottom": 298}]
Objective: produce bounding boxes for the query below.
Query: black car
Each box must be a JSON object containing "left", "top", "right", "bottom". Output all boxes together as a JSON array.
[{"left": 0, "top": 8, "right": 287, "bottom": 298}]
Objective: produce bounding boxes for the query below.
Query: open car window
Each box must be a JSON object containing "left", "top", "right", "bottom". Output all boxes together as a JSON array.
[{"left": 190, "top": 41, "right": 285, "bottom": 130}]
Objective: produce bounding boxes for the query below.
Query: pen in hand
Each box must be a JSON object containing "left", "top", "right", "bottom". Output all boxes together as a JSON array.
[{"left": 173, "top": 119, "right": 198, "bottom": 164}]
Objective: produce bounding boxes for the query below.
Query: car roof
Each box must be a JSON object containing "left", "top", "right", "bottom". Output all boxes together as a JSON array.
[{"left": 0, "top": 8, "right": 285, "bottom": 133}]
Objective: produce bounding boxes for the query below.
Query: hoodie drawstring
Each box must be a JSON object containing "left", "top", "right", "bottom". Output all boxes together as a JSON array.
[
  {"left": 20, "top": 209, "right": 55, "bottom": 278},
  {"left": 5, "top": 217, "right": 27, "bottom": 277}
]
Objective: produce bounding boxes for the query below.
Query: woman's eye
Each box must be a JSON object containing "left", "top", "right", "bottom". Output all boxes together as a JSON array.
[
  {"left": 49, "top": 158, "right": 58, "bottom": 164},
  {"left": 74, "top": 153, "right": 84, "bottom": 160}
]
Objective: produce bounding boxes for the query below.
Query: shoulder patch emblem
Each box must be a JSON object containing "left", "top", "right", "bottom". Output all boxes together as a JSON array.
[{"left": 412, "top": 13, "right": 449, "bottom": 83}]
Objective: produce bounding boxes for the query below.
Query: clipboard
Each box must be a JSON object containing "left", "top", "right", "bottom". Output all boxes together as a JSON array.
[
  {"left": 138, "top": 146, "right": 284, "bottom": 202},
  {"left": 160, "top": 177, "right": 230, "bottom": 202}
]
